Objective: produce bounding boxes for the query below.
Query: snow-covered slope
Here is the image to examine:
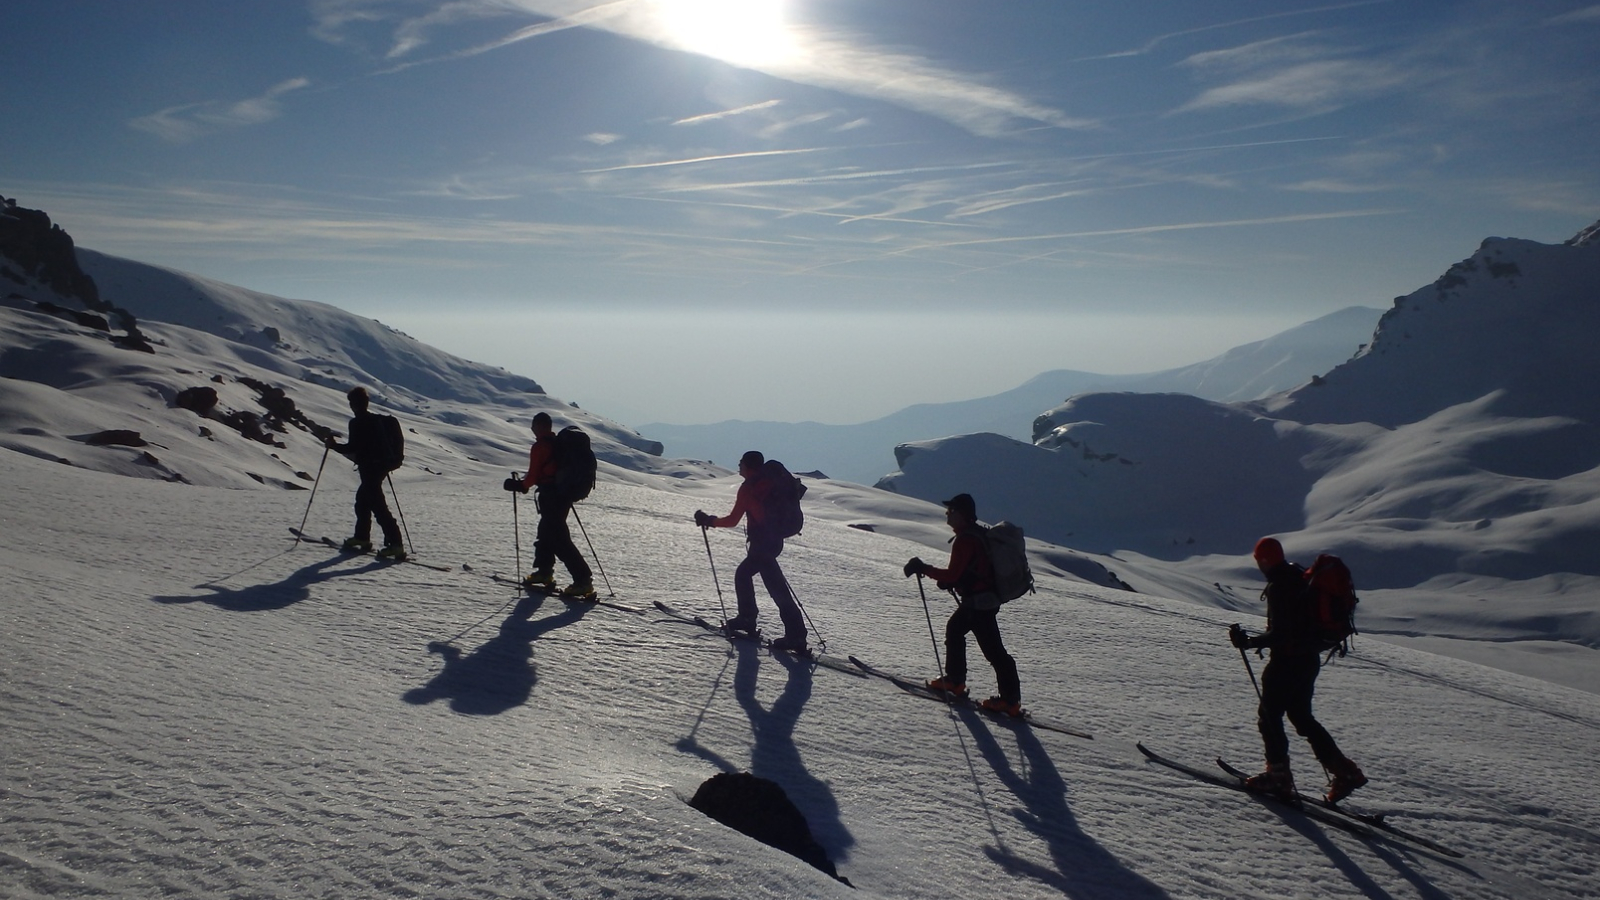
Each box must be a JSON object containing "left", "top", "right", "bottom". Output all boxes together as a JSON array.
[
  {"left": 0, "top": 200, "right": 675, "bottom": 490},
  {"left": 642, "top": 306, "right": 1382, "bottom": 485},
  {"left": 882, "top": 222, "right": 1600, "bottom": 693},
  {"left": 3, "top": 446, "right": 1596, "bottom": 900}
]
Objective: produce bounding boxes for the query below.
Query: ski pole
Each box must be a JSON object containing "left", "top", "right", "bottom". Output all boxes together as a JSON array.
[
  {"left": 701, "top": 525, "right": 731, "bottom": 625},
  {"left": 294, "top": 444, "right": 330, "bottom": 547},
  {"left": 777, "top": 568, "right": 824, "bottom": 653},
  {"left": 916, "top": 574, "right": 945, "bottom": 680},
  {"left": 386, "top": 473, "right": 414, "bottom": 556},
  {"left": 570, "top": 505, "right": 614, "bottom": 597},
  {"left": 1232, "top": 625, "right": 1262, "bottom": 701},
  {"left": 511, "top": 472, "right": 522, "bottom": 581}
]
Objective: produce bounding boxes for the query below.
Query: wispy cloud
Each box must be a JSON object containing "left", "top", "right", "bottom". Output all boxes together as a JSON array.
[
  {"left": 673, "top": 100, "right": 783, "bottom": 126},
  {"left": 1073, "top": 0, "right": 1393, "bottom": 62},
  {"left": 373, "top": 1, "right": 634, "bottom": 74},
  {"left": 1542, "top": 5, "right": 1600, "bottom": 25},
  {"left": 580, "top": 148, "right": 831, "bottom": 174},
  {"left": 320, "top": 0, "right": 1092, "bottom": 137},
  {"left": 129, "top": 78, "right": 312, "bottom": 143},
  {"left": 1174, "top": 33, "right": 1409, "bottom": 115}
]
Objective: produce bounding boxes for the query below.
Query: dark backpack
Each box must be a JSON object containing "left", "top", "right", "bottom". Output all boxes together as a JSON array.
[
  {"left": 552, "top": 425, "right": 597, "bottom": 501},
  {"left": 1304, "top": 553, "right": 1359, "bottom": 655},
  {"left": 982, "top": 522, "right": 1034, "bottom": 603},
  {"left": 375, "top": 414, "right": 405, "bottom": 473},
  {"left": 759, "top": 459, "right": 806, "bottom": 538}
]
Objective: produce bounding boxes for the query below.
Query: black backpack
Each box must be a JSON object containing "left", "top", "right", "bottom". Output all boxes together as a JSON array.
[
  {"left": 374, "top": 414, "right": 405, "bottom": 473},
  {"left": 552, "top": 425, "right": 597, "bottom": 501},
  {"left": 760, "top": 459, "right": 806, "bottom": 538}
]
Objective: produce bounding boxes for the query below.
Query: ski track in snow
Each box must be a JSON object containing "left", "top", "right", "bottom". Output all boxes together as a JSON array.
[{"left": 3, "top": 450, "right": 1599, "bottom": 899}]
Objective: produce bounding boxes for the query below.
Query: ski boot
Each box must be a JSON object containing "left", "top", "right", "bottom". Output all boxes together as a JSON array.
[
  {"left": 1324, "top": 758, "right": 1368, "bottom": 803},
  {"left": 770, "top": 634, "right": 809, "bottom": 655},
  {"left": 925, "top": 676, "right": 968, "bottom": 698},
  {"left": 376, "top": 543, "right": 406, "bottom": 561},
  {"left": 721, "top": 615, "right": 758, "bottom": 640},
  {"left": 980, "top": 696, "right": 1024, "bottom": 718},
  {"left": 522, "top": 570, "right": 557, "bottom": 591},
  {"left": 1244, "top": 763, "right": 1297, "bottom": 800},
  {"left": 560, "top": 581, "right": 597, "bottom": 600},
  {"left": 340, "top": 537, "right": 373, "bottom": 554}
]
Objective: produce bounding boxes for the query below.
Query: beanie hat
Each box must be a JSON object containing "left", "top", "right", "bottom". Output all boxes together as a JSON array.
[{"left": 1253, "top": 537, "right": 1285, "bottom": 568}]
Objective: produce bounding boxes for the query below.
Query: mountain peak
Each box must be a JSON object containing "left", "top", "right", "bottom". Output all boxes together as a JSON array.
[{"left": 1568, "top": 218, "right": 1600, "bottom": 248}]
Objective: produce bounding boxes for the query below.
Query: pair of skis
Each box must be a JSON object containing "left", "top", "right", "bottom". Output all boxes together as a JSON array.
[
  {"left": 488, "top": 573, "right": 644, "bottom": 615},
  {"left": 289, "top": 528, "right": 453, "bottom": 571},
  {"left": 651, "top": 600, "right": 865, "bottom": 678},
  {"left": 1137, "top": 743, "right": 1461, "bottom": 858},
  {"left": 847, "top": 656, "right": 1094, "bottom": 740},
  {"left": 651, "top": 601, "right": 1092, "bottom": 738}
]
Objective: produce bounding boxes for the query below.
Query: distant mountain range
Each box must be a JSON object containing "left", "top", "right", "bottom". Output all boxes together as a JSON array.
[{"left": 641, "top": 304, "right": 1383, "bottom": 485}]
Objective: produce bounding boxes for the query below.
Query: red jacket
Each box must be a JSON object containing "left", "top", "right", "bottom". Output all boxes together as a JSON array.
[
  {"left": 711, "top": 477, "right": 773, "bottom": 530},
  {"left": 923, "top": 530, "right": 994, "bottom": 599},
  {"left": 518, "top": 436, "right": 556, "bottom": 491}
]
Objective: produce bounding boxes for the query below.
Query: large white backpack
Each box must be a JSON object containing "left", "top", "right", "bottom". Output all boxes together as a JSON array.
[{"left": 983, "top": 521, "right": 1034, "bottom": 602}]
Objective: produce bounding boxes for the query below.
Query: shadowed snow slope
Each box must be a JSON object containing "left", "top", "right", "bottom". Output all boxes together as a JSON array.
[{"left": 3, "top": 448, "right": 1598, "bottom": 899}]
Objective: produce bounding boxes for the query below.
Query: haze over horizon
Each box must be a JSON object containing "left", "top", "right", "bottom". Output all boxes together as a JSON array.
[{"left": 4, "top": 0, "right": 1598, "bottom": 423}]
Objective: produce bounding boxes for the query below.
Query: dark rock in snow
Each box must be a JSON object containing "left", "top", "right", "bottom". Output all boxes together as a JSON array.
[
  {"left": 175, "top": 386, "right": 220, "bottom": 414},
  {"left": 688, "top": 772, "right": 845, "bottom": 883},
  {"left": 84, "top": 430, "right": 147, "bottom": 447}
]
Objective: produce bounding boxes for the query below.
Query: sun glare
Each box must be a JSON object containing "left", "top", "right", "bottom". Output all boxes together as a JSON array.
[{"left": 653, "top": 0, "right": 799, "bottom": 68}]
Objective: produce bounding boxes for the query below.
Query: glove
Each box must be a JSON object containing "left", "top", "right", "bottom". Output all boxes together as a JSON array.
[
  {"left": 694, "top": 510, "right": 716, "bottom": 528},
  {"left": 1229, "top": 624, "right": 1251, "bottom": 649},
  {"left": 503, "top": 477, "right": 528, "bottom": 494},
  {"left": 903, "top": 557, "right": 927, "bottom": 578}
]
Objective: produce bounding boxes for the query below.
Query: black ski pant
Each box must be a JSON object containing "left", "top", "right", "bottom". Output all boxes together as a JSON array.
[
  {"left": 733, "top": 534, "right": 804, "bottom": 639},
  {"left": 945, "top": 602, "right": 1020, "bottom": 704},
  {"left": 1258, "top": 651, "right": 1344, "bottom": 769},
  {"left": 353, "top": 467, "right": 401, "bottom": 546},
  {"left": 533, "top": 490, "right": 591, "bottom": 583}
]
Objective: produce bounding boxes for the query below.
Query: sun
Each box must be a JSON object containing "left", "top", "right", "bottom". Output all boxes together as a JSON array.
[{"left": 652, "top": 0, "right": 799, "bottom": 68}]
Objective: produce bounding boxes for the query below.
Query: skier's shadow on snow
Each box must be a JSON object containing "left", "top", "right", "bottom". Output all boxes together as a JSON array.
[
  {"left": 675, "top": 641, "right": 856, "bottom": 863},
  {"left": 963, "top": 713, "right": 1170, "bottom": 900},
  {"left": 403, "top": 593, "right": 592, "bottom": 716},
  {"left": 154, "top": 553, "right": 384, "bottom": 612},
  {"left": 1238, "top": 792, "right": 1456, "bottom": 900}
]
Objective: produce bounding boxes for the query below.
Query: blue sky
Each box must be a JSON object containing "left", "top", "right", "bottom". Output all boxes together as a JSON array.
[{"left": 4, "top": 1, "right": 1598, "bottom": 424}]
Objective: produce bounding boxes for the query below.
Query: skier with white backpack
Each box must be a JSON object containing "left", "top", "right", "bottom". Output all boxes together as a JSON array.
[{"left": 904, "top": 493, "right": 1027, "bottom": 717}]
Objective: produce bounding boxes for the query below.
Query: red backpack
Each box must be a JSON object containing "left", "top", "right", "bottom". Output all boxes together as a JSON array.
[{"left": 1304, "top": 554, "right": 1359, "bottom": 656}]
